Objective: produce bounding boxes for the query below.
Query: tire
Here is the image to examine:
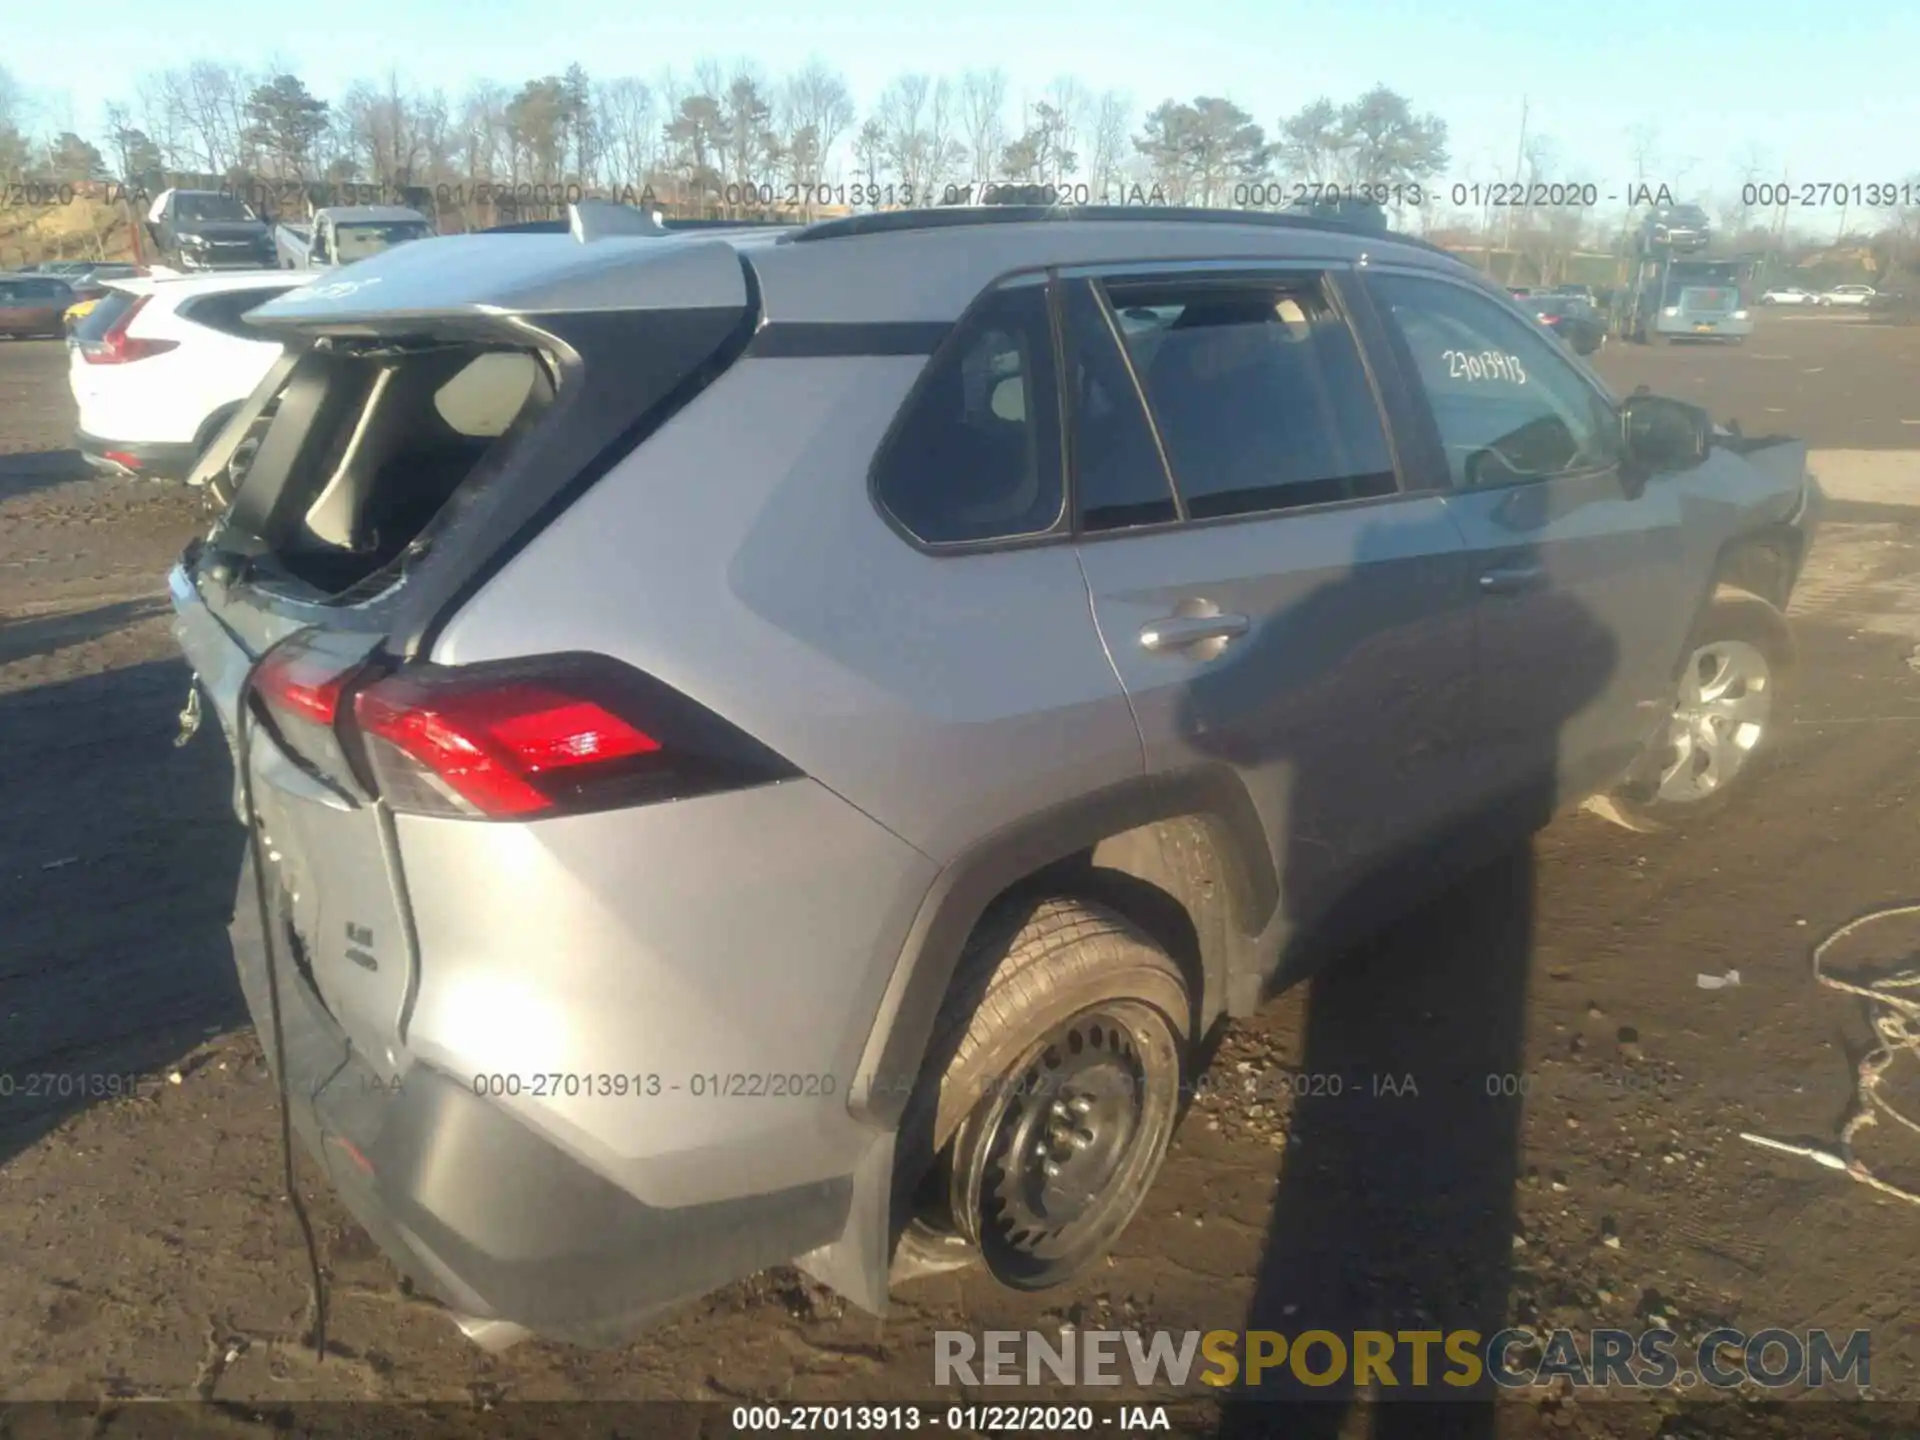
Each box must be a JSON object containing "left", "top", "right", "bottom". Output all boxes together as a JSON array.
[
  {"left": 192, "top": 405, "right": 240, "bottom": 462},
  {"left": 1586, "top": 594, "right": 1793, "bottom": 834},
  {"left": 890, "top": 896, "right": 1191, "bottom": 1293}
]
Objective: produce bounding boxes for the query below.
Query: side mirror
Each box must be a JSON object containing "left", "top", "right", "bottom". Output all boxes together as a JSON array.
[{"left": 1619, "top": 393, "right": 1710, "bottom": 481}]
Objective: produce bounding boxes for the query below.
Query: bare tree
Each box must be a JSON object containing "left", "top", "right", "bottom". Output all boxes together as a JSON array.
[
  {"left": 877, "top": 74, "right": 935, "bottom": 199},
  {"left": 958, "top": 69, "right": 1007, "bottom": 184},
  {"left": 1720, "top": 141, "right": 1771, "bottom": 235},
  {"left": 852, "top": 117, "right": 887, "bottom": 200},
  {"left": 719, "top": 66, "right": 778, "bottom": 194},
  {"left": 170, "top": 61, "right": 249, "bottom": 176},
  {"left": 456, "top": 81, "right": 508, "bottom": 191},
  {"left": 1084, "top": 90, "right": 1131, "bottom": 201},
  {"left": 779, "top": 60, "right": 853, "bottom": 197},
  {"left": 595, "top": 77, "right": 658, "bottom": 190},
  {"left": 1043, "top": 76, "right": 1089, "bottom": 175}
]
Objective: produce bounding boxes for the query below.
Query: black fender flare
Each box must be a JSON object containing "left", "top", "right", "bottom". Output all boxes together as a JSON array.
[{"left": 846, "top": 766, "right": 1277, "bottom": 1131}]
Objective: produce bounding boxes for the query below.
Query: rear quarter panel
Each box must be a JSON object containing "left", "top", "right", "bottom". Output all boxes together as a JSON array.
[{"left": 415, "top": 354, "right": 1143, "bottom": 1198}]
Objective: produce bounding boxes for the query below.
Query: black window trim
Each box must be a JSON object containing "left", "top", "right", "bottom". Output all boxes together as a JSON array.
[
  {"left": 1055, "top": 274, "right": 1186, "bottom": 534},
  {"left": 864, "top": 266, "right": 1077, "bottom": 557},
  {"left": 1361, "top": 263, "right": 1625, "bottom": 495},
  {"left": 179, "top": 284, "right": 300, "bottom": 337},
  {"left": 1057, "top": 259, "right": 1435, "bottom": 546}
]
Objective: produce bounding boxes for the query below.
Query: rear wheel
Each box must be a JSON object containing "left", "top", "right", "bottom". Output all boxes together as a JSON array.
[
  {"left": 891, "top": 897, "right": 1190, "bottom": 1292},
  {"left": 189, "top": 405, "right": 241, "bottom": 478},
  {"left": 1587, "top": 595, "right": 1792, "bottom": 833}
]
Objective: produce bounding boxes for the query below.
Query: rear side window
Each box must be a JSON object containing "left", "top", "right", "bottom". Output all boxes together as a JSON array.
[
  {"left": 871, "top": 284, "right": 1064, "bottom": 546},
  {"left": 181, "top": 287, "right": 295, "bottom": 339},
  {"left": 1105, "top": 275, "right": 1397, "bottom": 520},
  {"left": 74, "top": 289, "right": 137, "bottom": 341}
]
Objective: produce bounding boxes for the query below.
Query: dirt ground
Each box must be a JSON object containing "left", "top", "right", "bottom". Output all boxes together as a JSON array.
[{"left": 4, "top": 312, "right": 1920, "bottom": 1436}]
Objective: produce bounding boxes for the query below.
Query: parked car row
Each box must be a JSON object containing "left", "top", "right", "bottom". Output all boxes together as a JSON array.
[
  {"left": 156, "top": 199, "right": 1817, "bottom": 1356},
  {"left": 0, "top": 273, "right": 77, "bottom": 337},
  {"left": 1759, "top": 283, "right": 1878, "bottom": 306},
  {"left": 141, "top": 188, "right": 435, "bottom": 273}
]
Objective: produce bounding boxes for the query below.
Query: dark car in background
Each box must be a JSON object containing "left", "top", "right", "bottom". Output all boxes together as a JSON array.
[
  {"left": 149, "top": 189, "right": 277, "bottom": 271},
  {"left": 1863, "top": 288, "right": 1920, "bottom": 324},
  {"left": 1640, "top": 203, "right": 1711, "bottom": 253},
  {"left": 0, "top": 274, "right": 76, "bottom": 337},
  {"left": 1528, "top": 293, "right": 1606, "bottom": 355}
]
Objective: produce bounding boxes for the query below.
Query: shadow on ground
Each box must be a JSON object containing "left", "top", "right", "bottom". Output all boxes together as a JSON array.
[
  {"left": 0, "top": 448, "right": 87, "bottom": 502},
  {"left": 0, "top": 598, "right": 171, "bottom": 667},
  {"left": 0, "top": 657, "right": 246, "bottom": 1166}
]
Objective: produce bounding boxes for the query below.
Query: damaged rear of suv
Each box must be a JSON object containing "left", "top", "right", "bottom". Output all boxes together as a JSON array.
[{"left": 172, "top": 201, "right": 1817, "bottom": 1351}]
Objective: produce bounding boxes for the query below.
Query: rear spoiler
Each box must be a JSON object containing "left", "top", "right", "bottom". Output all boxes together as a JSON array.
[{"left": 238, "top": 201, "right": 756, "bottom": 334}]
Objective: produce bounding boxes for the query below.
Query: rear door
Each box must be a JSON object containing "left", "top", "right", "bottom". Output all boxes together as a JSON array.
[
  {"left": 1362, "top": 267, "right": 1696, "bottom": 809},
  {"left": 1064, "top": 265, "right": 1480, "bottom": 971}
]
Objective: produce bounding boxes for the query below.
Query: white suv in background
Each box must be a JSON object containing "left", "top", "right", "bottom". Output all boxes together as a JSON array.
[
  {"left": 69, "top": 270, "right": 309, "bottom": 480},
  {"left": 1818, "top": 284, "right": 1876, "bottom": 308}
]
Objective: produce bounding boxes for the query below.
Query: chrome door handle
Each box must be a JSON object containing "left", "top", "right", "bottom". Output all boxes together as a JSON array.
[
  {"left": 1478, "top": 565, "right": 1548, "bottom": 595},
  {"left": 1139, "top": 612, "right": 1251, "bottom": 652}
]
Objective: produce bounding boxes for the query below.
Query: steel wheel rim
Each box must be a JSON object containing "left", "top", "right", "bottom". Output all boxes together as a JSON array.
[
  {"left": 1652, "top": 638, "right": 1773, "bottom": 805},
  {"left": 951, "top": 1000, "right": 1180, "bottom": 1289}
]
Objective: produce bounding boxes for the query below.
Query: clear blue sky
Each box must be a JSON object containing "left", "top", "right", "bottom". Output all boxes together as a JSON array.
[{"left": 5, "top": 0, "right": 1913, "bottom": 216}]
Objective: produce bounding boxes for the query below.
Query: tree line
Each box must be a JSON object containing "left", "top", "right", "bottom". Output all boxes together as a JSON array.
[
  {"left": 3, "top": 59, "right": 1914, "bottom": 282},
  {"left": 0, "top": 60, "right": 1451, "bottom": 221}
]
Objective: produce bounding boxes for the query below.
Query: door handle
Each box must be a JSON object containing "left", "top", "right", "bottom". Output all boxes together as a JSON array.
[
  {"left": 1139, "top": 612, "right": 1251, "bottom": 652},
  {"left": 1478, "top": 565, "right": 1548, "bottom": 595}
]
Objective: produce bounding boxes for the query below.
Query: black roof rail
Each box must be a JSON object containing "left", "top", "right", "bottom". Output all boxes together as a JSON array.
[{"left": 780, "top": 204, "right": 1456, "bottom": 258}]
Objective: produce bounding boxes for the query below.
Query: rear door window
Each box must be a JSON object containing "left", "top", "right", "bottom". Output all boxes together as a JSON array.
[
  {"left": 181, "top": 287, "right": 297, "bottom": 339},
  {"left": 871, "top": 283, "right": 1065, "bottom": 546},
  {"left": 1102, "top": 274, "right": 1397, "bottom": 519}
]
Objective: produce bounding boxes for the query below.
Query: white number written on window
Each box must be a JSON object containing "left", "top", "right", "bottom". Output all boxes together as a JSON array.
[{"left": 1441, "top": 348, "right": 1527, "bottom": 384}]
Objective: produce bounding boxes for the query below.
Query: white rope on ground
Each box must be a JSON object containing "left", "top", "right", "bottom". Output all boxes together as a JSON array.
[{"left": 1740, "top": 900, "right": 1920, "bottom": 1207}]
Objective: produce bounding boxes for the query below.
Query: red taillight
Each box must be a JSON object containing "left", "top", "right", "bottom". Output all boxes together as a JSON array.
[
  {"left": 249, "top": 632, "right": 367, "bottom": 785},
  {"left": 1538, "top": 313, "right": 1561, "bottom": 325},
  {"left": 247, "top": 642, "right": 795, "bottom": 820},
  {"left": 256, "top": 639, "right": 353, "bottom": 726},
  {"left": 102, "top": 449, "right": 145, "bottom": 471},
  {"left": 354, "top": 679, "right": 661, "bottom": 817},
  {"left": 83, "top": 294, "right": 179, "bottom": 365}
]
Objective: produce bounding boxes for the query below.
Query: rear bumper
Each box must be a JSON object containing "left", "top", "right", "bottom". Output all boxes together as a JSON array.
[
  {"left": 1656, "top": 317, "right": 1752, "bottom": 338},
  {"left": 77, "top": 430, "right": 195, "bottom": 479},
  {"left": 227, "top": 851, "right": 856, "bottom": 1346}
]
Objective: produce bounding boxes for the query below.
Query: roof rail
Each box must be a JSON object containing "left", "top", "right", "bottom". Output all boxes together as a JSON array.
[{"left": 780, "top": 204, "right": 1454, "bottom": 257}]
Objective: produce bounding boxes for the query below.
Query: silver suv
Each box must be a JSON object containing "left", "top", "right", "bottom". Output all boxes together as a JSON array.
[{"left": 169, "top": 202, "right": 1818, "bottom": 1350}]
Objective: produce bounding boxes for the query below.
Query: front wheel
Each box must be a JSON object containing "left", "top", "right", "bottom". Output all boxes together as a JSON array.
[
  {"left": 1587, "top": 595, "right": 1793, "bottom": 833},
  {"left": 891, "top": 897, "right": 1191, "bottom": 1293}
]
